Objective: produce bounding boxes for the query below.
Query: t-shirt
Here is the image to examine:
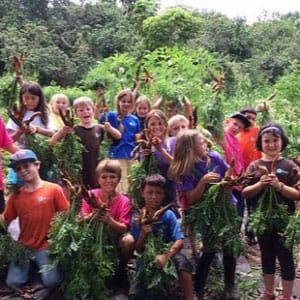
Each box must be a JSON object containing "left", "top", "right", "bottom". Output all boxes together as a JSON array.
[
  {"left": 73, "top": 125, "right": 104, "bottom": 188},
  {"left": 131, "top": 209, "right": 184, "bottom": 244},
  {"left": 237, "top": 126, "right": 261, "bottom": 169},
  {"left": 176, "top": 151, "right": 229, "bottom": 210},
  {"left": 81, "top": 189, "right": 132, "bottom": 228},
  {"left": 242, "top": 158, "right": 299, "bottom": 213},
  {"left": 6, "top": 110, "right": 54, "bottom": 148},
  {"left": 0, "top": 117, "right": 13, "bottom": 190},
  {"left": 100, "top": 111, "right": 140, "bottom": 159},
  {"left": 3, "top": 181, "right": 69, "bottom": 250}
]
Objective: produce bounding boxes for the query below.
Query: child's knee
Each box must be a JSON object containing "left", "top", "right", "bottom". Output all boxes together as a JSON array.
[{"left": 41, "top": 270, "right": 63, "bottom": 288}]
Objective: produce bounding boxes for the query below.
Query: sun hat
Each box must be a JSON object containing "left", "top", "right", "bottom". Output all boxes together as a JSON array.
[
  {"left": 8, "top": 149, "right": 38, "bottom": 168},
  {"left": 229, "top": 112, "right": 251, "bottom": 129}
]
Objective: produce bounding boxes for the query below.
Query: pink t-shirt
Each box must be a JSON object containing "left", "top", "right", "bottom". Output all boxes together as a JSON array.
[
  {"left": 81, "top": 189, "right": 132, "bottom": 228},
  {"left": 0, "top": 117, "right": 13, "bottom": 190},
  {"left": 222, "top": 130, "right": 244, "bottom": 176}
]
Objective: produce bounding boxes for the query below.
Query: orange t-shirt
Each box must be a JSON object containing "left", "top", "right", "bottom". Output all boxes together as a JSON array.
[
  {"left": 3, "top": 181, "right": 69, "bottom": 250},
  {"left": 237, "top": 126, "right": 262, "bottom": 169}
]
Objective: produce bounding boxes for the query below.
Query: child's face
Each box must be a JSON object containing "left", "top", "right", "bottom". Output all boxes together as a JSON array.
[
  {"left": 261, "top": 132, "right": 282, "bottom": 159},
  {"left": 97, "top": 171, "right": 120, "bottom": 194},
  {"left": 75, "top": 104, "right": 94, "bottom": 125},
  {"left": 142, "top": 184, "right": 164, "bottom": 211},
  {"left": 244, "top": 112, "right": 256, "bottom": 127},
  {"left": 118, "top": 94, "right": 134, "bottom": 115},
  {"left": 22, "top": 92, "right": 39, "bottom": 111},
  {"left": 194, "top": 135, "right": 207, "bottom": 158},
  {"left": 169, "top": 120, "right": 189, "bottom": 137},
  {"left": 52, "top": 98, "right": 69, "bottom": 114},
  {"left": 165, "top": 106, "right": 176, "bottom": 119},
  {"left": 225, "top": 118, "right": 244, "bottom": 136},
  {"left": 147, "top": 116, "right": 167, "bottom": 138},
  {"left": 13, "top": 161, "right": 40, "bottom": 182},
  {"left": 136, "top": 102, "right": 149, "bottom": 118}
]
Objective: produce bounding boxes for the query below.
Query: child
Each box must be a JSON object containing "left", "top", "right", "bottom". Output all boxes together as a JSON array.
[
  {"left": 6, "top": 81, "right": 54, "bottom": 146},
  {"left": 130, "top": 174, "right": 193, "bottom": 300},
  {"left": 242, "top": 123, "right": 299, "bottom": 300},
  {"left": 80, "top": 158, "right": 134, "bottom": 292},
  {"left": 50, "top": 96, "right": 121, "bottom": 188},
  {"left": 221, "top": 111, "right": 251, "bottom": 218},
  {"left": 6, "top": 81, "right": 55, "bottom": 187},
  {"left": 144, "top": 109, "right": 176, "bottom": 206},
  {"left": 0, "top": 116, "right": 19, "bottom": 212},
  {"left": 168, "top": 114, "right": 190, "bottom": 137},
  {"left": 134, "top": 95, "right": 151, "bottom": 130},
  {"left": 49, "top": 93, "right": 70, "bottom": 130},
  {"left": 0, "top": 149, "right": 69, "bottom": 291},
  {"left": 99, "top": 88, "right": 140, "bottom": 193},
  {"left": 168, "top": 129, "right": 239, "bottom": 300}
]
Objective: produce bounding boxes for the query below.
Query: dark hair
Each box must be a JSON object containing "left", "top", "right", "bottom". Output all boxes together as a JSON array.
[
  {"left": 256, "top": 122, "right": 288, "bottom": 151},
  {"left": 19, "top": 81, "right": 49, "bottom": 125},
  {"left": 141, "top": 174, "right": 166, "bottom": 190},
  {"left": 239, "top": 106, "right": 257, "bottom": 116}
]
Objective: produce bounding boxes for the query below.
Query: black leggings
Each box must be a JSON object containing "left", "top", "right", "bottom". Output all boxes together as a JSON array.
[
  {"left": 258, "top": 232, "right": 295, "bottom": 280},
  {"left": 0, "top": 190, "right": 5, "bottom": 213}
]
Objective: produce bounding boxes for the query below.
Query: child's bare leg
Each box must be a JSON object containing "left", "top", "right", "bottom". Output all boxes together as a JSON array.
[{"left": 178, "top": 269, "right": 193, "bottom": 300}]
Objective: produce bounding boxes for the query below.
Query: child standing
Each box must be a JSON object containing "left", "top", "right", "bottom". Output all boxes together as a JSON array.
[
  {"left": 50, "top": 96, "right": 121, "bottom": 188},
  {"left": 49, "top": 93, "right": 70, "bottom": 130},
  {"left": 133, "top": 95, "right": 151, "bottom": 130},
  {"left": 130, "top": 174, "right": 193, "bottom": 300},
  {"left": 242, "top": 123, "right": 299, "bottom": 300},
  {"left": 99, "top": 88, "right": 140, "bottom": 193},
  {"left": 168, "top": 129, "right": 239, "bottom": 300},
  {"left": 0, "top": 149, "right": 69, "bottom": 291},
  {"left": 80, "top": 159, "right": 134, "bottom": 293}
]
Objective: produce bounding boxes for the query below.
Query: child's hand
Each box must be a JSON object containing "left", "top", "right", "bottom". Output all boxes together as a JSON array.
[
  {"left": 267, "top": 173, "right": 282, "bottom": 190},
  {"left": 141, "top": 224, "right": 152, "bottom": 236},
  {"left": 154, "top": 253, "right": 168, "bottom": 269},
  {"left": 201, "top": 172, "right": 220, "bottom": 184},
  {"left": 259, "top": 174, "right": 272, "bottom": 187},
  {"left": 102, "top": 122, "right": 112, "bottom": 131},
  {"left": 61, "top": 125, "right": 73, "bottom": 135},
  {"left": 151, "top": 137, "right": 162, "bottom": 150}
]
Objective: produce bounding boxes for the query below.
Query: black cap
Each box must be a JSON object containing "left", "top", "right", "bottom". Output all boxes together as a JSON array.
[{"left": 229, "top": 112, "right": 251, "bottom": 129}]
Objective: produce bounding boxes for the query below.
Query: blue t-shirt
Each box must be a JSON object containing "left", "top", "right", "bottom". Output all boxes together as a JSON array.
[
  {"left": 131, "top": 209, "right": 184, "bottom": 244},
  {"left": 100, "top": 111, "right": 140, "bottom": 159}
]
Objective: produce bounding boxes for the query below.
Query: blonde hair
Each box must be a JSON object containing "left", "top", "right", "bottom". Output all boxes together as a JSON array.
[
  {"left": 96, "top": 159, "right": 122, "bottom": 180},
  {"left": 145, "top": 109, "right": 168, "bottom": 138},
  {"left": 49, "top": 93, "right": 69, "bottom": 110},
  {"left": 73, "top": 96, "right": 94, "bottom": 112},
  {"left": 135, "top": 95, "right": 151, "bottom": 111},
  {"left": 168, "top": 129, "right": 204, "bottom": 182},
  {"left": 168, "top": 114, "right": 189, "bottom": 128}
]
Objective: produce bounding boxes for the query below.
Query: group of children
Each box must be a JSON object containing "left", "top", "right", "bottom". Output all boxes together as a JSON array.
[{"left": 0, "top": 79, "right": 299, "bottom": 300}]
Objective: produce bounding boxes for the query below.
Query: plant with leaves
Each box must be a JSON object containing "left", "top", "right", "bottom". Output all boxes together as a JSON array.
[
  {"left": 282, "top": 207, "right": 300, "bottom": 249},
  {"left": 184, "top": 183, "right": 243, "bottom": 257},
  {"left": 134, "top": 230, "right": 178, "bottom": 298},
  {"left": 48, "top": 193, "right": 115, "bottom": 300}
]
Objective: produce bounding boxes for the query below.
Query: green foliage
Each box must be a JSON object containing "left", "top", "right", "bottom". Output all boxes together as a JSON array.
[
  {"left": 184, "top": 184, "right": 243, "bottom": 257},
  {"left": 48, "top": 203, "right": 115, "bottom": 300},
  {"left": 283, "top": 209, "right": 300, "bottom": 249},
  {"left": 0, "top": 75, "right": 19, "bottom": 109},
  {"left": 134, "top": 231, "right": 177, "bottom": 298}
]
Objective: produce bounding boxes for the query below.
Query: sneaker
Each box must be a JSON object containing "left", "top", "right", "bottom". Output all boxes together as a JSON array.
[{"left": 257, "top": 290, "right": 275, "bottom": 300}]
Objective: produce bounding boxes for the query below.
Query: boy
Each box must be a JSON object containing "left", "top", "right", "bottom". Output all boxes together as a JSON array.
[
  {"left": 0, "top": 149, "right": 69, "bottom": 291},
  {"left": 130, "top": 174, "right": 193, "bottom": 300}
]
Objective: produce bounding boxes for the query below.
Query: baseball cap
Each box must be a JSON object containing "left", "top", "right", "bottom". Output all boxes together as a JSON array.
[
  {"left": 229, "top": 112, "right": 251, "bottom": 129},
  {"left": 8, "top": 149, "right": 38, "bottom": 168}
]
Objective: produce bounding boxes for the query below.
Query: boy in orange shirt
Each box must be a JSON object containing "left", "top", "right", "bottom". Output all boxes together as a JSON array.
[{"left": 0, "top": 149, "right": 69, "bottom": 291}]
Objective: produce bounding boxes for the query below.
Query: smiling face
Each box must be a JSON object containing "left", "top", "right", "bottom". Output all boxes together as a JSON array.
[
  {"left": 142, "top": 184, "right": 164, "bottom": 211},
  {"left": 225, "top": 118, "right": 245, "bottom": 136},
  {"left": 118, "top": 94, "right": 134, "bottom": 116},
  {"left": 135, "top": 101, "right": 149, "bottom": 118},
  {"left": 97, "top": 171, "right": 120, "bottom": 195},
  {"left": 75, "top": 104, "right": 94, "bottom": 126},
  {"left": 147, "top": 116, "right": 167, "bottom": 138},
  {"left": 169, "top": 120, "right": 189, "bottom": 137},
  {"left": 13, "top": 161, "right": 40, "bottom": 182},
  {"left": 261, "top": 132, "right": 282, "bottom": 160},
  {"left": 52, "top": 96, "right": 69, "bottom": 114}
]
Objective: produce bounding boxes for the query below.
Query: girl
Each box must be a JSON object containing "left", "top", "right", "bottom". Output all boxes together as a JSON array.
[
  {"left": 168, "top": 114, "right": 189, "bottom": 137},
  {"left": 168, "top": 129, "right": 239, "bottom": 300},
  {"left": 134, "top": 95, "right": 151, "bottom": 130},
  {"left": 144, "top": 109, "right": 176, "bottom": 206},
  {"left": 242, "top": 123, "right": 299, "bottom": 300},
  {"left": 49, "top": 93, "right": 70, "bottom": 130},
  {"left": 99, "top": 88, "right": 140, "bottom": 193},
  {"left": 6, "top": 81, "right": 54, "bottom": 146},
  {"left": 50, "top": 96, "right": 121, "bottom": 189}
]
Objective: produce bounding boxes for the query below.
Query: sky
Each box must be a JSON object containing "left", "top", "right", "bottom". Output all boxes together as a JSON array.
[{"left": 159, "top": 0, "right": 300, "bottom": 23}]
